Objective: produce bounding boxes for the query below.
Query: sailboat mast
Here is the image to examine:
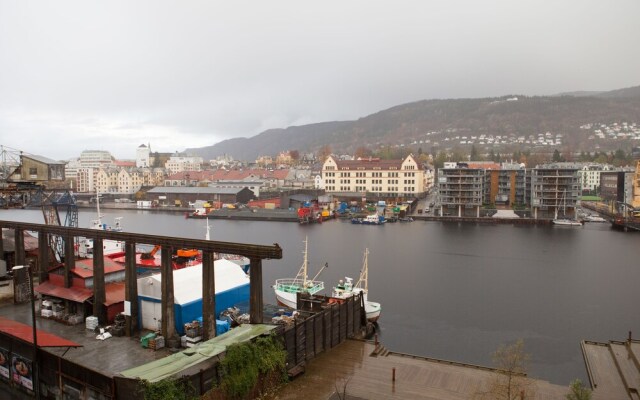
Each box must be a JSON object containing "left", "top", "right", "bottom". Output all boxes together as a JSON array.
[{"left": 302, "top": 237, "right": 308, "bottom": 286}]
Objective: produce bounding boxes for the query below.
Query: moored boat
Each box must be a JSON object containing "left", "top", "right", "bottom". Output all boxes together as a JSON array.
[
  {"left": 78, "top": 192, "right": 125, "bottom": 258},
  {"left": 552, "top": 218, "right": 583, "bottom": 226},
  {"left": 273, "top": 237, "right": 326, "bottom": 309},
  {"left": 351, "top": 214, "right": 385, "bottom": 225},
  {"left": 331, "top": 248, "right": 381, "bottom": 322},
  {"left": 583, "top": 215, "right": 607, "bottom": 223}
]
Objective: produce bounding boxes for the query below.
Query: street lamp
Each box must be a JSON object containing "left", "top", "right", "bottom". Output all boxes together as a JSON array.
[{"left": 12, "top": 265, "right": 40, "bottom": 400}]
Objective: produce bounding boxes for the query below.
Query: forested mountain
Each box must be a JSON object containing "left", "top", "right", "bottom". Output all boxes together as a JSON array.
[{"left": 187, "top": 85, "right": 640, "bottom": 161}]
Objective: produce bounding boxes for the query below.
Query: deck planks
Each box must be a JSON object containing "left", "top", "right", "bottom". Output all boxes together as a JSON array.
[{"left": 273, "top": 340, "right": 567, "bottom": 400}]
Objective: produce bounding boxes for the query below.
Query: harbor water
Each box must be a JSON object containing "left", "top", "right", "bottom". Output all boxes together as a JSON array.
[{"left": 2, "top": 208, "right": 639, "bottom": 385}]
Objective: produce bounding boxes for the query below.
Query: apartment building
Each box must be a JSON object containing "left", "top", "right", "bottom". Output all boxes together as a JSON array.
[
  {"left": 530, "top": 165, "right": 579, "bottom": 219},
  {"left": 438, "top": 163, "right": 486, "bottom": 217}
]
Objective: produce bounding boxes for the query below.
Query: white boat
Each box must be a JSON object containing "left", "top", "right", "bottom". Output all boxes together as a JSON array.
[
  {"left": 351, "top": 214, "right": 385, "bottom": 225},
  {"left": 273, "top": 237, "right": 326, "bottom": 309},
  {"left": 552, "top": 218, "right": 583, "bottom": 226},
  {"left": 78, "top": 192, "right": 125, "bottom": 258},
  {"left": 553, "top": 190, "right": 582, "bottom": 227},
  {"left": 331, "top": 248, "right": 381, "bottom": 322},
  {"left": 583, "top": 215, "right": 607, "bottom": 223}
]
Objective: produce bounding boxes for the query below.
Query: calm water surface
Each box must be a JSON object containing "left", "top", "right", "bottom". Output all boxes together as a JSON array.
[{"left": 2, "top": 208, "right": 639, "bottom": 385}]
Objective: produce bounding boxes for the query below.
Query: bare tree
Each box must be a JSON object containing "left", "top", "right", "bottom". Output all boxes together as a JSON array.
[{"left": 475, "top": 339, "right": 535, "bottom": 400}]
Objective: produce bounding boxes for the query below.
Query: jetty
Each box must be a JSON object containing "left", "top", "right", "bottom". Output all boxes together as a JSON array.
[
  {"left": 582, "top": 336, "right": 640, "bottom": 400},
  {"left": 274, "top": 339, "right": 568, "bottom": 400}
]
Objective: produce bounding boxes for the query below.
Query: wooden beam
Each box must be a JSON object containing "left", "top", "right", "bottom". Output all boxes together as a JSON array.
[
  {"left": 124, "top": 241, "right": 138, "bottom": 336},
  {"left": 92, "top": 238, "right": 106, "bottom": 324},
  {"left": 64, "top": 233, "right": 74, "bottom": 288},
  {"left": 249, "top": 258, "right": 263, "bottom": 324},
  {"left": 202, "top": 251, "right": 216, "bottom": 340},
  {"left": 161, "top": 246, "right": 176, "bottom": 340},
  {"left": 37, "top": 232, "right": 49, "bottom": 283},
  {"left": 14, "top": 229, "right": 25, "bottom": 266}
]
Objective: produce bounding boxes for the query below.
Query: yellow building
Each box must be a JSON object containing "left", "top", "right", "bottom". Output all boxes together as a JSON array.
[{"left": 321, "top": 155, "right": 425, "bottom": 199}]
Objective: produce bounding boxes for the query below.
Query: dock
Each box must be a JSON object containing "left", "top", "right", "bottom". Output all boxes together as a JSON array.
[
  {"left": 581, "top": 338, "right": 640, "bottom": 399},
  {"left": 272, "top": 339, "right": 568, "bottom": 400}
]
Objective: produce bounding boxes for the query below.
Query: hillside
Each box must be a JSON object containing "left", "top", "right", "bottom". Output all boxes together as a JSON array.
[{"left": 187, "top": 85, "right": 640, "bottom": 161}]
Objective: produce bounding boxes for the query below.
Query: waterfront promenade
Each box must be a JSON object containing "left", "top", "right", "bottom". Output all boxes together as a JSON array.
[{"left": 272, "top": 339, "right": 568, "bottom": 400}]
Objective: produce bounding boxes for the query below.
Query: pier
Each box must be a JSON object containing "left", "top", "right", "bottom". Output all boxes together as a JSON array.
[
  {"left": 273, "top": 339, "right": 568, "bottom": 400},
  {"left": 581, "top": 337, "right": 640, "bottom": 400}
]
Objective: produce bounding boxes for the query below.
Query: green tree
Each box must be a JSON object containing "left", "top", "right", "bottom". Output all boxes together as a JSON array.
[
  {"left": 471, "top": 145, "right": 480, "bottom": 161},
  {"left": 565, "top": 379, "right": 592, "bottom": 400},
  {"left": 434, "top": 151, "right": 448, "bottom": 169},
  {"left": 552, "top": 149, "right": 562, "bottom": 162}
]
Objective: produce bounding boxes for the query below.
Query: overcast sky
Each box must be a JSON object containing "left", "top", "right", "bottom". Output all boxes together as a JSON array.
[{"left": 1, "top": 1, "right": 639, "bottom": 161}]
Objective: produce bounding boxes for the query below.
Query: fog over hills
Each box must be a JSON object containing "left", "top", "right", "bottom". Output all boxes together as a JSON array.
[{"left": 187, "top": 85, "right": 640, "bottom": 161}]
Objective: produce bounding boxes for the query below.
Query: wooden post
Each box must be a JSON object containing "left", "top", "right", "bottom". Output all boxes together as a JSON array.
[
  {"left": 14, "top": 229, "right": 25, "bottom": 266},
  {"left": 249, "top": 258, "right": 263, "bottom": 324},
  {"left": 202, "top": 251, "right": 216, "bottom": 340},
  {"left": 64, "top": 233, "right": 74, "bottom": 288},
  {"left": 92, "top": 238, "right": 106, "bottom": 323},
  {"left": 37, "top": 232, "right": 49, "bottom": 283},
  {"left": 0, "top": 226, "right": 4, "bottom": 261},
  {"left": 161, "top": 246, "right": 176, "bottom": 340},
  {"left": 124, "top": 242, "right": 138, "bottom": 336}
]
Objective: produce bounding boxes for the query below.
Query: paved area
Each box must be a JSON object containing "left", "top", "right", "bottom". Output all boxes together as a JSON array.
[
  {"left": 271, "top": 340, "right": 568, "bottom": 400},
  {"left": 0, "top": 300, "right": 172, "bottom": 377},
  {"left": 493, "top": 210, "right": 521, "bottom": 219}
]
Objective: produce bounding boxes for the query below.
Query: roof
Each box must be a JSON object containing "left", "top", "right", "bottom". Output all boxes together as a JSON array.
[
  {"left": 114, "top": 160, "right": 136, "bottom": 167},
  {"left": 0, "top": 316, "right": 82, "bottom": 347},
  {"left": 72, "top": 257, "right": 125, "bottom": 279},
  {"left": 166, "top": 168, "right": 290, "bottom": 181},
  {"left": 120, "top": 324, "right": 276, "bottom": 382},
  {"left": 330, "top": 156, "right": 414, "bottom": 170},
  {"left": 147, "top": 187, "right": 245, "bottom": 195},
  {"left": 35, "top": 281, "right": 93, "bottom": 303},
  {"left": 22, "top": 154, "right": 67, "bottom": 165},
  {"left": 137, "top": 259, "right": 250, "bottom": 304},
  {"left": 105, "top": 282, "right": 125, "bottom": 306}
]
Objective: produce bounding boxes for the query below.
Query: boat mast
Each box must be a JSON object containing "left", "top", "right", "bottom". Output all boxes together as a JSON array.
[
  {"left": 302, "top": 236, "right": 308, "bottom": 286},
  {"left": 355, "top": 248, "right": 369, "bottom": 292},
  {"left": 96, "top": 188, "right": 103, "bottom": 225}
]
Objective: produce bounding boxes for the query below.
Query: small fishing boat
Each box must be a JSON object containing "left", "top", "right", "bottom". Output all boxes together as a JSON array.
[
  {"left": 331, "top": 248, "right": 381, "bottom": 322},
  {"left": 273, "top": 237, "right": 326, "bottom": 309},
  {"left": 78, "top": 192, "right": 125, "bottom": 258}
]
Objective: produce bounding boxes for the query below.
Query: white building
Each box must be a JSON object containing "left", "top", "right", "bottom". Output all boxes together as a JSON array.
[
  {"left": 165, "top": 154, "right": 204, "bottom": 174},
  {"left": 578, "top": 164, "right": 612, "bottom": 192},
  {"left": 136, "top": 144, "right": 151, "bottom": 168},
  {"left": 79, "top": 150, "right": 114, "bottom": 169},
  {"left": 322, "top": 155, "right": 426, "bottom": 198}
]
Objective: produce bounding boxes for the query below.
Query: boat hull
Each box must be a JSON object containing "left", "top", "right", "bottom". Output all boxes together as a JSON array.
[
  {"left": 274, "top": 289, "right": 297, "bottom": 309},
  {"left": 365, "top": 301, "right": 381, "bottom": 322},
  {"left": 552, "top": 219, "right": 582, "bottom": 226}
]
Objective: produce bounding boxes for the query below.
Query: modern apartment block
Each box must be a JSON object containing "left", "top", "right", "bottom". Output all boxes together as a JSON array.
[
  {"left": 530, "top": 165, "right": 579, "bottom": 219},
  {"left": 436, "top": 163, "right": 579, "bottom": 219},
  {"left": 438, "top": 163, "right": 486, "bottom": 217}
]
